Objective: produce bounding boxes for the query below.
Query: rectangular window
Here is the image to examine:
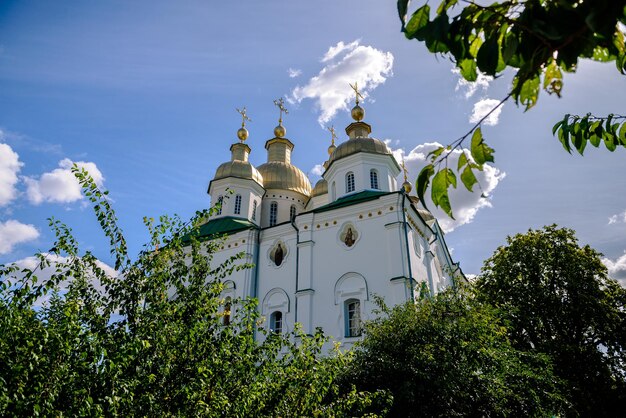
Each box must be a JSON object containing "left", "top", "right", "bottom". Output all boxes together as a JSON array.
[
  {"left": 269, "top": 202, "right": 278, "bottom": 226},
  {"left": 234, "top": 195, "right": 242, "bottom": 215},
  {"left": 345, "top": 299, "right": 361, "bottom": 337}
]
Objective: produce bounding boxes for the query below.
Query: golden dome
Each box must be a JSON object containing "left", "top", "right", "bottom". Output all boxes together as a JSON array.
[
  {"left": 214, "top": 160, "right": 264, "bottom": 186},
  {"left": 237, "top": 127, "right": 249, "bottom": 141},
  {"left": 402, "top": 181, "right": 412, "bottom": 193},
  {"left": 327, "top": 144, "right": 336, "bottom": 155},
  {"left": 328, "top": 137, "right": 393, "bottom": 166},
  {"left": 311, "top": 179, "right": 328, "bottom": 197},
  {"left": 257, "top": 161, "right": 312, "bottom": 196},
  {"left": 351, "top": 104, "right": 364, "bottom": 121},
  {"left": 274, "top": 124, "right": 286, "bottom": 138}
]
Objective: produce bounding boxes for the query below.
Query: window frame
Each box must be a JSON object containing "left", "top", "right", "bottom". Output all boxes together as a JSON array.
[
  {"left": 346, "top": 172, "right": 355, "bottom": 193},
  {"left": 269, "top": 311, "right": 283, "bottom": 334},
  {"left": 234, "top": 194, "right": 242, "bottom": 215},
  {"left": 252, "top": 200, "right": 257, "bottom": 220},
  {"left": 370, "top": 169, "right": 379, "bottom": 190},
  {"left": 269, "top": 201, "right": 278, "bottom": 226},
  {"left": 344, "top": 298, "right": 361, "bottom": 338}
]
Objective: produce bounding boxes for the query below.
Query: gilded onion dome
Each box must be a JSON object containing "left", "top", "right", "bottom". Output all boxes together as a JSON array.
[
  {"left": 213, "top": 142, "right": 264, "bottom": 187},
  {"left": 257, "top": 137, "right": 312, "bottom": 196},
  {"left": 328, "top": 136, "right": 393, "bottom": 165},
  {"left": 311, "top": 178, "right": 328, "bottom": 197}
]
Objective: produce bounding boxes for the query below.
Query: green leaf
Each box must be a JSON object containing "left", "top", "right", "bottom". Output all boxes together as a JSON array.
[
  {"left": 543, "top": 60, "right": 563, "bottom": 97},
  {"left": 457, "top": 152, "right": 468, "bottom": 171},
  {"left": 431, "top": 168, "right": 456, "bottom": 218},
  {"left": 470, "top": 128, "right": 494, "bottom": 164},
  {"left": 436, "top": 0, "right": 458, "bottom": 15},
  {"left": 502, "top": 32, "right": 518, "bottom": 64},
  {"left": 618, "top": 122, "right": 626, "bottom": 146},
  {"left": 405, "top": 5, "right": 430, "bottom": 39},
  {"left": 416, "top": 164, "right": 435, "bottom": 210},
  {"left": 589, "top": 121, "right": 602, "bottom": 147},
  {"left": 427, "top": 146, "right": 445, "bottom": 162},
  {"left": 460, "top": 165, "right": 478, "bottom": 192},
  {"left": 476, "top": 34, "right": 499, "bottom": 75},
  {"left": 397, "top": 0, "right": 410, "bottom": 27},
  {"left": 519, "top": 75, "right": 540, "bottom": 110},
  {"left": 459, "top": 59, "right": 477, "bottom": 82}
]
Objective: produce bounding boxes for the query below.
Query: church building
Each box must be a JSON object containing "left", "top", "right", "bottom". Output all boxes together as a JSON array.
[{"left": 200, "top": 92, "right": 463, "bottom": 349}]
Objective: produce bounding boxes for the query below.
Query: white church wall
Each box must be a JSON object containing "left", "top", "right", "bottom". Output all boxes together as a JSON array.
[{"left": 260, "top": 189, "right": 307, "bottom": 228}]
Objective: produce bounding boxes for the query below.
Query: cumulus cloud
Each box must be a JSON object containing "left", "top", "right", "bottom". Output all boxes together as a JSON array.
[
  {"left": 469, "top": 98, "right": 504, "bottom": 126},
  {"left": 603, "top": 252, "right": 626, "bottom": 287},
  {"left": 24, "top": 158, "right": 104, "bottom": 205},
  {"left": 310, "top": 164, "right": 325, "bottom": 177},
  {"left": 288, "top": 68, "right": 302, "bottom": 78},
  {"left": 452, "top": 68, "right": 493, "bottom": 99},
  {"left": 608, "top": 210, "right": 626, "bottom": 225},
  {"left": 0, "top": 142, "right": 23, "bottom": 206},
  {"left": 7, "top": 253, "right": 117, "bottom": 305},
  {"left": 393, "top": 142, "right": 506, "bottom": 232},
  {"left": 0, "top": 220, "right": 40, "bottom": 254},
  {"left": 290, "top": 40, "right": 394, "bottom": 125}
]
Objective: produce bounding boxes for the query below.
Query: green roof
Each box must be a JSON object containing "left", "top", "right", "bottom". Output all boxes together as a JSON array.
[
  {"left": 182, "top": 216, "right": 256, "bottom": 243},
  {"left": 312, "top": 190, "right": 392, "bottom": 213}
]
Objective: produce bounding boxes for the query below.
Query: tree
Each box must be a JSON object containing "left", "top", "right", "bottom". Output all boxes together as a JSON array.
[
  {"left": 344, "top": 288, "right": 565, "bottom": 417},
  {"left": 0, "top": 168, "right": 386, "bottom": 417},
  {"left": 478, "top": 225, "right": 626, "bottom": 417},
  {"left": 397, "top": 0, "right": 626, "bottom": 217}
]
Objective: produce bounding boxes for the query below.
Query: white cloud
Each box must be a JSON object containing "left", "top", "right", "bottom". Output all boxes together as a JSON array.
[
  {"left": 608, "top": 210, "right": 626, "bottom": 225},
  {"left": 452, "top": 68, "right": 493, "bottom": 99},
  {"left": 469, "top": 98, "right": 504, "bottom": 126},
  {"left": 393, "top": 142, "right": 506, "bottom": 232},
  {"left": 288, "top": 68, "right": 302, "bottom": 78},
  {"left": 0, "top": 142, "right": 23, "bottom": 206},
  {"left": 310, "top": 164, "right": 324, "bottom": 176},
  {"left": 7, "top": 253, "right": 117, "bottom": 305},
  {"left": 603, "top": 252, "right": 626, "bottom": 287},
  {"left": 321, "top": 40, "right": 360, "bottom": 63},
  {"left": 0, "top": 220, "right": 40, "bottom": 254},
  {"left": 24, "top": 158, "right": 104, "bottom": 205},
  {"left": 290, "top": 40, "right": 394, "bottom": 126}
]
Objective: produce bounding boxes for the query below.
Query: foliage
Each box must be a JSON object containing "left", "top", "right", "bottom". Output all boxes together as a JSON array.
[
  {"left": 344, "top": 288, "right": 565, "bottom": 417},
  {"left": 0, "top": 167, "right": 386, "bottom": 417},
  {"left": 478, "top": 225, "right": 626, "bottom": 417},
  {"left": 553, "top": 113, "right": 626, "bottom": 154},
  {"left": 397, "top": 0, "right": 626, "bottom": 217}
]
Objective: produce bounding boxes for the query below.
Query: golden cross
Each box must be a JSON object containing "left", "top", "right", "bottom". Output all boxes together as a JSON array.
[
  {"left": 402, "top": 157, "right": 409, "bottom": 182},
  {"left": 327, "top": 125, "right": 337, "bottom": 145},
  {"left": 236, "top": 106, "right": 251, "bottom": 128},
  {"left": 349, "top": 82, "right": 364, "bottom": 105},
  {"left": 273, "top": 97, "right": 289, "bottom": 125}
]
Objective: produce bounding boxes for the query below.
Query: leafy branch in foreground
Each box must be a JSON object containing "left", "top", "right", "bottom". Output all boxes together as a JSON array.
[
  {"left": 398, "top": 0, "right": 626, "bottom": 217},
  {"left": 0, "top": 169, "right": 385, "bottom": 416},
  {"left": 553, "top": 113, "right": 626, "bottom": 154}
]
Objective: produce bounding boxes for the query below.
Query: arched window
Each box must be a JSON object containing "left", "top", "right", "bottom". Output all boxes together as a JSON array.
[
  {"left": 269, "top": 201, "right": 278, "bottom": 226},
  {"left": 234, "top": 194, "right": 242, "bottom": 215},
  {"left": 223, "top": 297, "right": 232, "bottom": 326},
  {"left": 269, "top": 311, "right": 283, "bottom": 333},
  {"left": 216, "top": 195, "right": 223, "bottom": 215},
  {"left": 370, "top": 169, "right": 379, "bottom": 190},
  {"left": 346, "top": 172, "right": 355, "bottom": 193},
  {"left": 344, "top": 299, "right": 361, "bottom": 337},
  {"left": 290, "top": 204, "right": 296, "bottom": 221},
  {"left": 252, "top": 200, "right": 257, "bottom": 220}
]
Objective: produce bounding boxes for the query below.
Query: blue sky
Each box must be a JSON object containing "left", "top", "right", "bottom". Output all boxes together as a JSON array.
[{"left": 1, "top": 0, "right": 625, "bottom": 283}]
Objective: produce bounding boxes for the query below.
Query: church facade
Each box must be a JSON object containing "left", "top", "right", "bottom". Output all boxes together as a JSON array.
[{"left": 201, "top": 97, "right": 463, "bottom": 349}]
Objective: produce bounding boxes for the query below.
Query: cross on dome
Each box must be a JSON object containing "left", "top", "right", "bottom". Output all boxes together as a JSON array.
[
  {"left": 236, "top": 106, "right": 251, "bottom": 142},
  {"left": 349, "top": 82, "right": 364, "bottom": 106},
  {"left": 273, "top": 97, "right": 289, "bottom": 125}
]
